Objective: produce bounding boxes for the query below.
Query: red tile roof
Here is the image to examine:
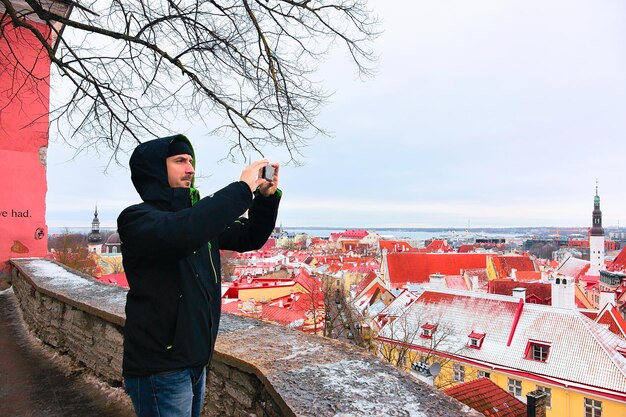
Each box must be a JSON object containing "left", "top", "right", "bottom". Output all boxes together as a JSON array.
[
  {"left": 261, "top": 305, "right": 308, "bottom": 326},
  {"left": 490, "top": 255, "right": 536, "bottom": 279},
  {"left": 260, "top": 238, "right": 276, "bottom": 250},
  {"left": 464, "top": 268, "right": 488, "bottom": 278},
  {"left": 445, "top": 275, "right": 468, "bottom": 290},
  {"left": 379, "top": 240, "right": 415, "bottom": 252},
  {"left": 329, "top": 233, "right": 342, "bottom": 241},
  {"left": 579, "top": 274, "right": 600, "bottom": 290},
  {"left": 96, "top": 273, "right": 128, "bottom": 288},
  {"left": 608, "top": 247, "right": 626, "bottom": 273},
  {"left": 341, "top": 229, "right": 369, "bottom": 239},
  {"left": 424, "top": 239, "right": 454, "bottom": 253},
  {"left": 595, "top": 304, "right": 626, "bottom": 339},
  {"left": 294, "top": 269, "right": 318, "bottom": 294},
  {"left": 221, "top": 299, "right": 310, "bottom": 328},
  {"left": 386, "top": 253, "right": 489, "bottom": 287},
  {"left": 443, "top": 378, "right": 526, "bottom": 417},
  {"left": 353, "top": 271, "right": 377, "bottom": 297},
  {"left": 514, "top": 271, "right": 542, "bottom": 282},
  {"left": 580, "top": 310, "right": 598, "bottom": 320},
  {"left": 458, "top": 244, "right": 476, "bottom": 253},
  {"left": 488, "top": 280, "right": 551, "bottom": 305}
]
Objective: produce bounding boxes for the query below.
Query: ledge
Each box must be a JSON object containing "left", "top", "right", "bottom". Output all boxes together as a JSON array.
[
  {"left": 10, "top": 258, "right": 480, "bottom": 417},
  {"left": 10, "top": 258, "right": 126, "bottom": 326}
]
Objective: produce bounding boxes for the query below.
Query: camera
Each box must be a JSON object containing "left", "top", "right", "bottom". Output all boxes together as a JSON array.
[{"left": 261, "top": 165, "right": 275, "bottom": 181}]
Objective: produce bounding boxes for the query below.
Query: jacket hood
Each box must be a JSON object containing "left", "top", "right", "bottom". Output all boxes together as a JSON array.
[{"left": 130, "top": 135, "right": 196, "bottom": 209}]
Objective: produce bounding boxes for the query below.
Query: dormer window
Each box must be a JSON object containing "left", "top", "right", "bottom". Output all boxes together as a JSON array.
[
  {"left": 468, "top": 331, "right": 486, "bottom": 349},
  {"left": 525, "top": 340, "right": 551, "bottom": 362},
  {"left": 421, "top": 323, "right": 437, "bottom": 338}
]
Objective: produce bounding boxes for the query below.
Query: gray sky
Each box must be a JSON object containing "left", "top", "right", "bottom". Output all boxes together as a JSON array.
[{"left": 46, "top": 0, "right": 626, "bottom": 229}]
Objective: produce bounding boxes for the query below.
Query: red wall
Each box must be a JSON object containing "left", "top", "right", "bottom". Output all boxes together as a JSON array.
[{"left": 0, "top": 20, "right": 52, "bottom": 280}]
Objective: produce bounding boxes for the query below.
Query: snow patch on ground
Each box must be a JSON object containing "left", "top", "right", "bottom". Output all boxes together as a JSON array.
[
  {"left": 297, "top": 359, "right": 428, "bottom": 417},
  {"left": 279, "top": 343, "right": 322, "bottom": 360},
  {"left": 26, "top": 259, "right": 92, "bottom": 290}
]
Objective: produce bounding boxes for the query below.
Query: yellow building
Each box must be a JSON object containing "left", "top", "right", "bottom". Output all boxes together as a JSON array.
[
  {"left": 96, "top": 253, "right": 124, "bottom": 275},
  {"left": 376, "top": 289, "right": 626, "bottom": 417},
  {"left": 225, "top": 269, "right": 320, "bottom": 304}
]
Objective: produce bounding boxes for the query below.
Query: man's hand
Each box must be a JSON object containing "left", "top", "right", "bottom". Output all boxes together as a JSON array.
[
  {"left": 240, "top": 160, "right": 268, "bottom": 193},
  {"left": 257, "top": 163, "right": 280, "bottom": 197}
]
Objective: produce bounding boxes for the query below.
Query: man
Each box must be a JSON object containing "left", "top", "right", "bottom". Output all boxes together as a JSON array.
[{"left": 118, "top": 135, "right": 280, "bottom": 417}]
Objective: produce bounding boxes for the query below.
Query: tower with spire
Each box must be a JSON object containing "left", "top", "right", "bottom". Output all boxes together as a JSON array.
[
  {"left": 87, "top": 204, "right": 103, "bottom": 254},
  {"left": 589, "top": 181, "right": 605, "bottom": 276}
]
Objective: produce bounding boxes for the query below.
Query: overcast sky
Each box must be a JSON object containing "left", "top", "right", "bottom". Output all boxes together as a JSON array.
[{"left": 46, "top": 0, "right": 626, "bottom": 229}]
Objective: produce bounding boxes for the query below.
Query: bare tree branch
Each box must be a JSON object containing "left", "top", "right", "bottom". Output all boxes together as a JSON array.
[{"left": 0, "top": 0, "right": 379, "bottom": 164}]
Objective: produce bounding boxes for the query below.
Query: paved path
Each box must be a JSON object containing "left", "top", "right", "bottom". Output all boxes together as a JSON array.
[{"left": 0, "top": 288, "right": 134, "bottom": 417}]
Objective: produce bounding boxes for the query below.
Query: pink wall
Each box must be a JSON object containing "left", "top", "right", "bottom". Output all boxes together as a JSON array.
[{"left": 0, "top": 20, "right": 52, "bottom": 280}]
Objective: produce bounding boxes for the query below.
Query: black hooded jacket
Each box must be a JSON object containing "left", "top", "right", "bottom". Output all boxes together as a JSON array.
[{"left": 118, "top": 135, "right": 280, "bottom": 376}]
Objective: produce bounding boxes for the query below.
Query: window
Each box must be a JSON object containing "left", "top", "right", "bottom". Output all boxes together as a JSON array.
[
  {"left": 585, "top": 398, "right": 602, "bottom": 417},
  {"left": 421, "top": 323, "right": 437, "bottom": 338},
  {"left": 525, "top": 341, "right": 550, "bottom": 362},
  {"left": 478, "top": 370, "right": 490, "bottom": 379},
  {"left": 467, "top": 331, "right": 485, "bottom": 349},
  {"left": 508, "top": 378, "right": 522, "bottom": 397},
  {"left": 453, "top": 364, "right": 465, "bottom": 382},
  {"left": 531, "top": 344, "right": 549, "bottom": 361},
  {"left": 536, "top": 386, "right": 552, "bottom": 408}
]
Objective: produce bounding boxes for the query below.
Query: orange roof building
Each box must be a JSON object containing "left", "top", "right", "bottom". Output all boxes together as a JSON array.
[
  {"left": 486, "top": 255, "right": 537, "bottom": 281},
  {"left": 443, "top": 378, "right": 527, "bottom": 417},
  {"left": 384, "top": 252, "right": 489, "bottom": 288}
]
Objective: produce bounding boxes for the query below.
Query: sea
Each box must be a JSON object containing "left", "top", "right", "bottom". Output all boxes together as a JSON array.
[
  {"left": 283, "top": 228, "right": 522, "bottom": 241},
  {"left": 49, "top": 226, "right": 522, "bottom": 241}
]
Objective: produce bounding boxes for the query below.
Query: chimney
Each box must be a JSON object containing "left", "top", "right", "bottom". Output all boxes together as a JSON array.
[
  {"left": 551, "top": 276, "right": 576, "bottom": 309},
  {"left": 527, "top": 389, "right": 547, "bottom": 417},
  {"left": 512, "top": 287, "right": 526, "bottom": 301},
  {"left": 429, "top": 273, "right": 446, "bottom": 289},
  {"left": 470, "top": 275, "right": 479, "bottom": 291},
  {"left": 599, "top": 291, "right": 616, "bottom": 310}
]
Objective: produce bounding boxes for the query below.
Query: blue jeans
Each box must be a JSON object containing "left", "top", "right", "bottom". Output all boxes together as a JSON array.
[{"left": 124, "top": 366, "right": 206, "bottom": 417}]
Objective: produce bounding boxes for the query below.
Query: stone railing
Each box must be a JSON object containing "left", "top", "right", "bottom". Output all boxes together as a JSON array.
[{"left": 10, "top": 258, "right": 480, "bottom": 417}]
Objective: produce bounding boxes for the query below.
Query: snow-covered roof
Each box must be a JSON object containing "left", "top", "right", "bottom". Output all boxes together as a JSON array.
[
  {"left": 556, "top": 256, "right": 590, "bottom": 279},
  {"left": 378, "top": 289, "right": 626, "bottom": 397}
]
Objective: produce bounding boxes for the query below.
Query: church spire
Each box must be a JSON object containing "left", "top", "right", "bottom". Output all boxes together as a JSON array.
[
  {"left": 88, "top": 203, "right": 103, "bottom": 247},
  {"left": 591, "top": 180, "right": 604, "bottom": 237},
  {"left": 91, "top": 204, "right": 100, "bottom": 234},
  {"left": 589, "top": 180, "right": 605, "bottom": 276}
]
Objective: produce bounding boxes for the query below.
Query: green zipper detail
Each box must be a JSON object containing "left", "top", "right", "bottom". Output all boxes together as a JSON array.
[
  {"left": 208, "top": 242, "right": 218, "bottom": 284},
  {"left": 190, "top": 187, "right": 217, "bottom": 283}
]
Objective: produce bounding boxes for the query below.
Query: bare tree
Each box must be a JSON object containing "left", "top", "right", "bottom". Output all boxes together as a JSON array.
[
  {"left": 48, "top": 229, "right": 99, "bottom": 276},
  {"left": 375, "top": 313, "right": 422, "bottom": 369},
  {"left": 1, "top": 0, "right": 379, "bottom": 163},
  {"left": 375, "top": 311, "right": 469, "bottom": 389},
  {"left": 285, "top": 271, "right": 326, "bottom": 334}
]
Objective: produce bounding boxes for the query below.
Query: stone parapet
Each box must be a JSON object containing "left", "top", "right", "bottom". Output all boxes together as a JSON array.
[{"left": 10, "top": 258, "right": 480, "bottom": 417}]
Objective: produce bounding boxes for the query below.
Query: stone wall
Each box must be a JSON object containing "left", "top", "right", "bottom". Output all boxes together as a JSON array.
[
  {"left": 11, "top": 259, "right": 125, "bottom": 384},
  {"left": 10, "top": 258, "right": 480, "bottom": 417}
]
